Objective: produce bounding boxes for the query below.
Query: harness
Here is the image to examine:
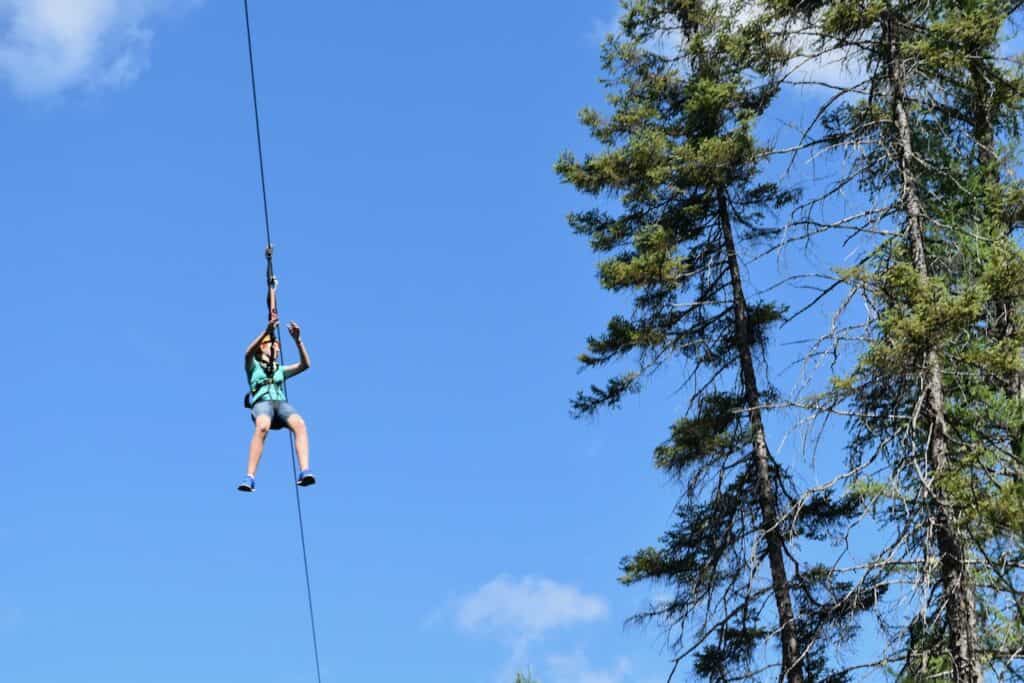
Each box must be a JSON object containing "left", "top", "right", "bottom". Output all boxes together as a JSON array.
[{"left": 243, "top": 358, "right": 280, "bottom": 409}]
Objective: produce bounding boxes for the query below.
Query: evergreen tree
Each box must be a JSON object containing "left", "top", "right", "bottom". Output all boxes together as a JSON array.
[
  {"left": 923, "top": 3, "right": 1024, "bottom": 676},
  {"left": 766, "top": 0, "right": 1024, "bottom": 678},
  {"left": 557, "top": 2, "right": 874, "bottom": 680}
]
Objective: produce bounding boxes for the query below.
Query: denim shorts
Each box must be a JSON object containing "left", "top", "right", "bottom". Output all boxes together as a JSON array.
[{"left": 251, "top": 400, "right": 299, "bottom": 430}]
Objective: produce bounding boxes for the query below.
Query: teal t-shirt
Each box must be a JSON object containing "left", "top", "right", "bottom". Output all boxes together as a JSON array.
[{"left": 248, "top": 356, "right": 287, "bottom": 403}]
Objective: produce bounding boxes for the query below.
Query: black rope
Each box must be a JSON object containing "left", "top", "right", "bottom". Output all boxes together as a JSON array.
[
  {"left": 243, "top": 0, "right": 272, "bottom": 250},
  {"left": 287, "top": 431, "right": 324, "bottom": 683},
  {"left": 242, "top": 3, "right": 323, "bottom": 682}
]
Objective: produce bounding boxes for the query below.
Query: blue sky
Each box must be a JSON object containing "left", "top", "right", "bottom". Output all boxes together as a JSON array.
[
  {"left": 0, "top": 2, "right": 690, "bottom": 682},
  {"left": 0, "top": 2, "right": 897, "bottom": 683}
]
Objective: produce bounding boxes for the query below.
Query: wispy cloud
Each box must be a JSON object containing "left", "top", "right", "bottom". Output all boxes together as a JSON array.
[
  {"left": 546, "top": 651, "right": 632, "bottom": 683},
  {"left": 585, "top": 2, "right": 865, "bottom": 92},
  {"left": 0, "top": 0, "right": 198, "bottom": 96},
  {"left": 456, "top": 575, "right": 608, "bottom": 639},
  {"left": 448, "top": 577, "right": 654, "bottom": 683}
]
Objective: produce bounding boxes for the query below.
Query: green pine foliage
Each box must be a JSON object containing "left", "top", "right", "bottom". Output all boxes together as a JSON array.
[
  {"left": 557, "top": 2, "right": 874, "bottom": 681},
  {"left": 562, "top": 0, "right": 1024, "bottom": 680},
  {"left": 766, "top": 0, "right": 1024, "bottom": 678}
]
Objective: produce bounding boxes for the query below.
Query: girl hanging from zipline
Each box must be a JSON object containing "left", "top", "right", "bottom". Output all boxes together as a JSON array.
[{"left": 238, "top": 278, "right": 315, "bottom": 492}]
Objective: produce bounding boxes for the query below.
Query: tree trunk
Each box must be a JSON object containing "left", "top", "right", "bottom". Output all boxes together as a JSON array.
[
  {"left": 717, "top": 188, "right": 805, "bottom": 683},
  {"left": 885, "top": 12, "right": 981, "bottom": 682}
]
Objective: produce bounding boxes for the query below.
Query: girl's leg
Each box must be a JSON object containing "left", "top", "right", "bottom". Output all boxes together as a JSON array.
[
  {"left": 285, "top": 414, "right": 310, "bottom": 471},
  {"left": 247, "top": 415, "right": 273, "bottom": 476}
]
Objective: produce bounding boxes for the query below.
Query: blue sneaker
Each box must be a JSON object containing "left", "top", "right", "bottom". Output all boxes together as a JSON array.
[
  {"left": 296, "top": 470, "right": 316, "bottom": 487},
  {"left": 237, "top": 475, "right": 255, "bottom": 492}
]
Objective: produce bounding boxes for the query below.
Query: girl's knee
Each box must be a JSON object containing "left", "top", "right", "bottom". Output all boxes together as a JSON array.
[
  {"left": 288, "top": 415, "right": 306, "bottom": 433},
  {"left": 254, "top": 418, "right": 272, "bottom": 435}
]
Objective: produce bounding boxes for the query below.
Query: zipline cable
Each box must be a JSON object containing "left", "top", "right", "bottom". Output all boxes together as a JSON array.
[
  {"left": 243, "top": 0, "right": 272, "bottom": 250},
  {"left": 242, "top": 3, "right": 324, "bottom": 682}
]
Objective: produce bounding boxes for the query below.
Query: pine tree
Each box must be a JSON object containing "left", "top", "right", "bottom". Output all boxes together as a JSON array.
[
  {"left": 557, "top": 2, "right": 874, "bottom": 680},
  {"left": 923, "top": 3, "right": 1024, "bottom": 676},
  {"left": 765, "top": 0, "right": 1024, "bottom": 678}
]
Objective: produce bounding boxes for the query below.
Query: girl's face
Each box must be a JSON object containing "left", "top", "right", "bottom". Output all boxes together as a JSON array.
[{"left": 259, "top": 337, "right": 280, "bottom": 361}]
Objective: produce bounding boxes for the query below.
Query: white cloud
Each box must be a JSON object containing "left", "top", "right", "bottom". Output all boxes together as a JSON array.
[
  {"left": 587, "top": 2, "right": 865, "bottom": 92},
  {"left": 448, "top": 578, "right": 646, "bottom": 683},
  {"left": 783, "top": 23, "right": 866, "bottom": 91},
  {"left": 456, "top": 575, "right": 608, "bottom": 638},
  {"left": 546, "top": 651, "right": 632, "bottom": 683},
  {"left": 0, "top": 0, "right": 197, "bottom": 96}
]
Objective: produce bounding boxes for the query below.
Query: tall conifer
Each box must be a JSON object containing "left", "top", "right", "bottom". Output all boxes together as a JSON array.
[
  {"left": 766, "top": 0, "right": 1024, "bottom": 678},
  {"left": 558, "top": 2, "right": 872, "bottom": 679}
]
